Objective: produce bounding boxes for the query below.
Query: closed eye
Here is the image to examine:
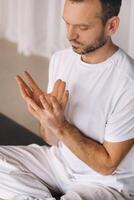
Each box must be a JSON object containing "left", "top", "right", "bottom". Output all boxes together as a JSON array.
[{"left": 79, "top": 25, "right": 89, "bottom": 31}]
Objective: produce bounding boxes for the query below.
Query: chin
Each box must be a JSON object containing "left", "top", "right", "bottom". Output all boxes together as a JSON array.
[{"left": 72, "top": 46, "right": 83, "bottom": 54}]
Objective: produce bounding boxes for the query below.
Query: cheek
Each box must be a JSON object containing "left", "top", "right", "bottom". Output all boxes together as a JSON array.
[
  {"left": 78, "top": 31, "right": 92, "bottom": 42},
  {"left": 79, "top": 31, "right": 97, "bottom": 44},
  {"left": 76, "top": 22, "right": 105, "bottom": 43},
  {"left": 83, "top": 28, "right": 105, "bottom": 43}
]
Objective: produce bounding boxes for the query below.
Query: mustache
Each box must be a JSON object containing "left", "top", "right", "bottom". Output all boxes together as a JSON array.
[{"left": 69, "top": 40, "right": 83, "bottom": 45}]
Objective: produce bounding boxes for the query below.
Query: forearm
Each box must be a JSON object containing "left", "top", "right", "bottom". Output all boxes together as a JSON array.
[
  {"left": 55, "top": 121, "right": 115, "bottom": 175},
  {"left": 39, "top": 124, "right": 59, "bottom": 146}
]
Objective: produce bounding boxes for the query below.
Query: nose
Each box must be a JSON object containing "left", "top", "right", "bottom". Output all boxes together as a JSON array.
[{"left": 67, "top": 25, "right": 78, "bottom": 41}]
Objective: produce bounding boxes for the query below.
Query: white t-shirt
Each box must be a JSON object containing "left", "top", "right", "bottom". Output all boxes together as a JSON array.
[{"left": 47, "top": 48, "right": 134, "bottom": 195}]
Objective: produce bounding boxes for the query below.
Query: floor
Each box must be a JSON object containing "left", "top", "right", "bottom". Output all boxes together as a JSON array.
[{"left": 0, "top": 39, "right": 49, "bottom": 135}]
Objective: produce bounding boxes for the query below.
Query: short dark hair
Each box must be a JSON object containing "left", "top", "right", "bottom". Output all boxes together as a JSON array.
[
  {"left": 100, "top": 0, "right": 122, "bottom": 24},
  {"left": 68, "top": 0, "right": 122, "bottom": 24}
]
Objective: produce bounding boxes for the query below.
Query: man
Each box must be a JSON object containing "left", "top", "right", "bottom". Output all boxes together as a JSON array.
[{"left": 0, "top": 0, "right": 134, "bottom": 199}]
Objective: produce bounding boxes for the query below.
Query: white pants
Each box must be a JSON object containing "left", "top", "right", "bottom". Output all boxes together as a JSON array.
[{"left": 0, "top": 145, "right": 130, "bottom": 200}]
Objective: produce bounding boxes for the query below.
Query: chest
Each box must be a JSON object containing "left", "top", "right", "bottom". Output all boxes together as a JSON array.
[{"left": 55, "top": 64, "right": 118, "bottom": 142}]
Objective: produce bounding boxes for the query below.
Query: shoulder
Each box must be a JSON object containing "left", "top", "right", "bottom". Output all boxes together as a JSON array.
[
  {"left": 113, "top": 49, "right": 134, "bottom": 93},
  {"left": 108, "top": 50, "right": 134, "bottom": 112},
  {"left": 48, "top": 48, "right": 79, "bottom": 80},
  {"left": 50, "top": 47, "right": 78, "bottom": 64},
  {"left": 53, "top": 47, "right": 75, "bottom": 57},
  {"left": 117, "top": 49, "right": 134, "bottom": 80}
]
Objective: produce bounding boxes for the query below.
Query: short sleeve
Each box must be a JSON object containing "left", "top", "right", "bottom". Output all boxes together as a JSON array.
[{"left": 105, "top": 87, "right": 134, "bottom": 142}]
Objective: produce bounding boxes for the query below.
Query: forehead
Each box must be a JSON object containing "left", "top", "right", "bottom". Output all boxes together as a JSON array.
[{"left": 63, "top": 0, "right": 102, "bottom": 24}]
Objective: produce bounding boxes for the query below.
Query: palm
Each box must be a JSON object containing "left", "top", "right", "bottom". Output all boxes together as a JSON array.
[
  {"left": 32, "top": 89, "right": 43, "bottom": 107},
  {"left": 16, "top": 71, "right": 68, "bottom": 145},
  {"left": 16, "top": 71, "right": 67, "bottom": 110}
]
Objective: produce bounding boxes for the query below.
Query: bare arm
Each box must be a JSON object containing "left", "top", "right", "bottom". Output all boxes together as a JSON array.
[
  {"left": 26, "top": 95, "right": 134, "bottom": 175},
  {"left": 39, "top": 125, "right": 58, "bottom": 145},
  {"left": 55, "top": 121, "right": 134, "bottom": 175}
]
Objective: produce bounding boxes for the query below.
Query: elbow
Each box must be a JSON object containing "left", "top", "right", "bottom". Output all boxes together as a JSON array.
[
  {"left": 86, "top": 160, "right": 117, "bottom": 176},
  {"left": 99, "top": 163, "right": 117, "bottom": 176},
  {"left": 101, "top": 167, "right": 116, "bottom": 176},
  {"left": 97, "top": 153, "right": 118, "bottom": 176}
]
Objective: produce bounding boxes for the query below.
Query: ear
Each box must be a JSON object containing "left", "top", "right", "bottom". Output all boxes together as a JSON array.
[{"left": 105, "top": 16, "right": 120, "bottom": 36}]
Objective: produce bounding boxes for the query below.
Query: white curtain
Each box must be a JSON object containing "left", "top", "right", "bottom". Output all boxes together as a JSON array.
[
  {"left": 0, "top": 0, "right": 134, "bottom": 58},
  {"left": 0, "top": 0, "right": 69, "bottom": 57}
]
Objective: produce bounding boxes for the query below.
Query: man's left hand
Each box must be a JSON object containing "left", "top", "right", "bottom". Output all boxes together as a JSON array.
[{"left": 26, "top": 93, "right": 69, "bottom": 137}]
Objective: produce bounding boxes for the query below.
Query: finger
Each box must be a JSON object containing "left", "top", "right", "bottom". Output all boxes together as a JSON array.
[
  {"left": 23, "top": 70, "right": 43, "bottom": 93},
  {"left": 17, "top": 81, "right": 29, "bottom": 100},
  {"left": 44, "top": 93, "right": 52, "bottom": 107},
  {"left": 61, "top": 90, "right": 69, "bottom": 111},
  {"left": 16, "top": 75, "right": 32, "bottom": 97},
  {"left": 57, "top": 81, "right": 66, "bottom": 102},
  {"left": 26, "top": 97, "right": 42, "bottom": 116},
  {"left": 51, "top": 96, "right": 61, "bottom": 113},
  {"left": 40, "top": 94, "right": 51, "bottom": 111},
  {"left": 51, "top": 79, "right": 62, "bottom": 98},
  {"left": 27, "top": 103, "right": 40, "bottom": 120}
]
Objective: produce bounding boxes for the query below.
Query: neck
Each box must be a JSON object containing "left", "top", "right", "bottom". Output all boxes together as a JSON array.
[{"left": 81, "top": 39, "right": 119, "bottom": 64}]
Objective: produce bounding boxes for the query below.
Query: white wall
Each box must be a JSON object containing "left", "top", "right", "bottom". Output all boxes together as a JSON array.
[
  {"left": 128, "top": 0, "right": 134, "bottom": 58},
  {"left": 113, "top": 0, "right": 134, "bottom": 58}
]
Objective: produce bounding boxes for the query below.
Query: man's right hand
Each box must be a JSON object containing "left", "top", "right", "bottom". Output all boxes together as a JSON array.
[{"left": 16, "top": 71, "right": 68, "bottom": 145}]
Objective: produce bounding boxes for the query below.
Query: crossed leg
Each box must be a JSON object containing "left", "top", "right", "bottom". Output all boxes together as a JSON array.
[
  {"left": 0, "top": 145, "right": 129, "bottom": 200},
  {"left": 0, "top": 145, "right": 61, "bottom": 200},
  {"left": 60, "top": 184, "right": 127, "bottom": 200}
]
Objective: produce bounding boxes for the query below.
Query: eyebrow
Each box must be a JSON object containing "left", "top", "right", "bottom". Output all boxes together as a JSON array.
[{"left": 62, "top": 16, "right": 91, "bottom": 26}]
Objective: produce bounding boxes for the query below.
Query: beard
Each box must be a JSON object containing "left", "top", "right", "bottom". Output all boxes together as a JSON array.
[{"left": 70, "top": 31, "right": 107, "bottom": 55}]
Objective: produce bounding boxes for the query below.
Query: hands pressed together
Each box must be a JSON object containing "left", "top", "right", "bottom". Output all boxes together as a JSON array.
[
  {"left": 15, "top": 71, "right": 134, "bottom": 175},
  {"left": 16, "top": 71, "right": 69, "bottom": 144}
]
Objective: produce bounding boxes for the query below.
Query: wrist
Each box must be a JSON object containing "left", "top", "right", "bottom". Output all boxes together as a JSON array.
[{"left": 54, "top": 120, "right": 72, "bottom": 139}]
